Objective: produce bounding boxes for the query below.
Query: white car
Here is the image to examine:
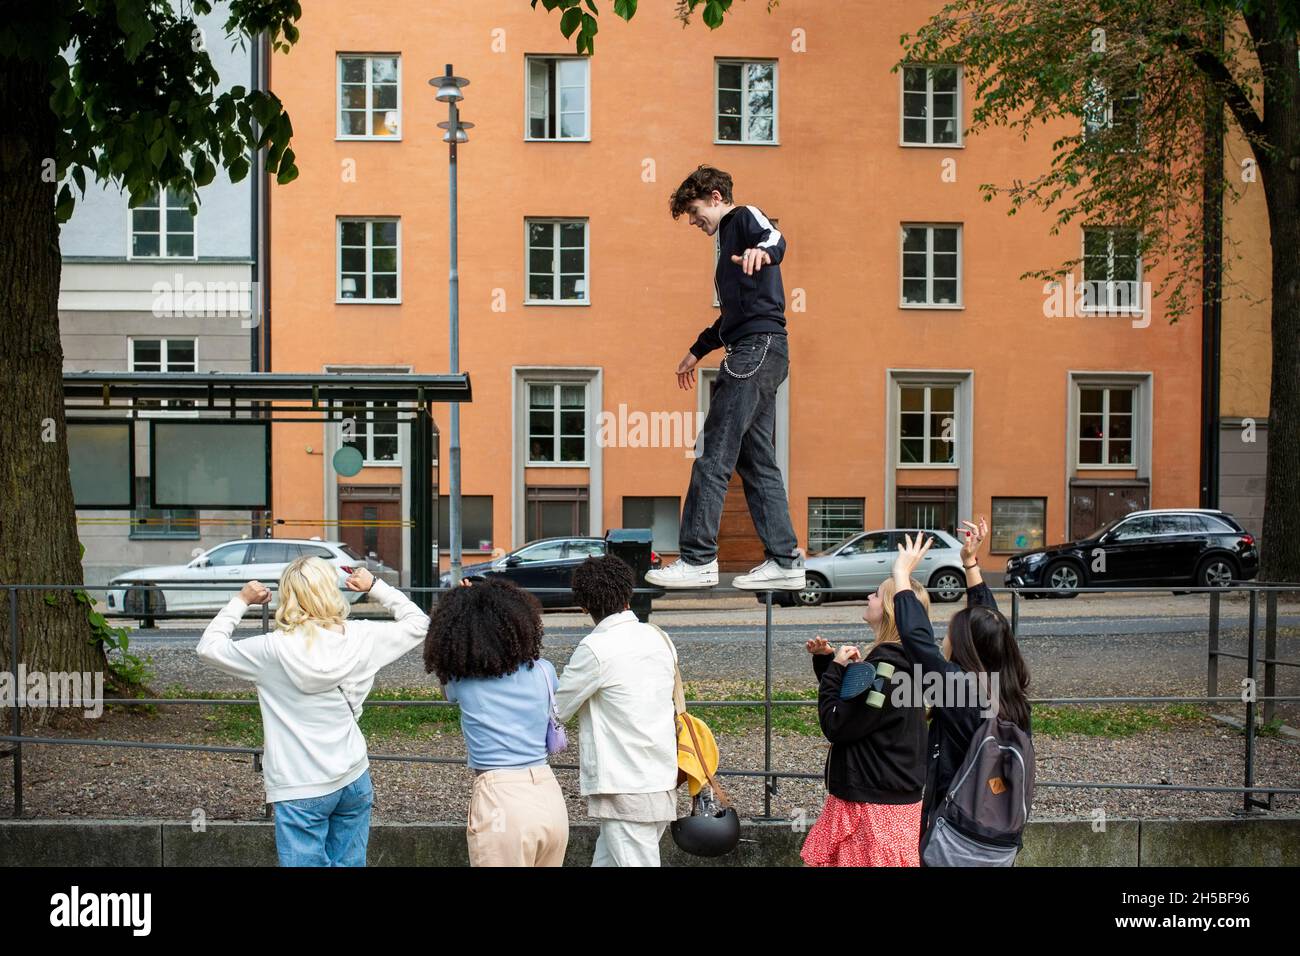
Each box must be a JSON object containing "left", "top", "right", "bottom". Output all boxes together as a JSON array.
[
  {"left": 768, "top": 528, "right": 968, "bottom": 607},
  {"left": 105, "top": 538, "right": 369, "bottom": 622}
]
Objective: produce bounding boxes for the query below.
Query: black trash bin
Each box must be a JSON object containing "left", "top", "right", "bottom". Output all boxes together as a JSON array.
[{"left": 605, "top": 528, "right": 657, "bottom": 622}]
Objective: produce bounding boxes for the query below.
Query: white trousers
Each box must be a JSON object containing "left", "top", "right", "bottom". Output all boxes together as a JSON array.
[{"left": 592, "top": 819, "right": 670, "bottom": 867}]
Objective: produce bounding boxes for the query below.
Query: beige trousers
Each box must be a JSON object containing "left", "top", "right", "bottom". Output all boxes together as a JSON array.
[{"left": 466, "top": 765, "right": 569, "bottom": 867}]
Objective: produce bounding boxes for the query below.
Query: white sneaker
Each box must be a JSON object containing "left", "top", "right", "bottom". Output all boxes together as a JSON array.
[
  {"left": 645, "top": 558, "right": 719, "bottom": 589},
  {"left": 733, "top": 559, "right": 806, "bottom": 591}
]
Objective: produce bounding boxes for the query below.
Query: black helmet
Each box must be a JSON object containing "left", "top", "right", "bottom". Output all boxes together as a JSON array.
[{"left": 671, "top": 790, "right": 740, "bottom": 857}]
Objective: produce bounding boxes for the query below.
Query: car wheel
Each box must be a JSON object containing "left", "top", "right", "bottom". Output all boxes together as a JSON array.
[
  {"left": 126, "top": 583, "right": 165, "bottom": 628},
  {"left": 795, "top": 574, "right": 829, "bottom": 607},
  {"left": 1043, "top": 561, "right": 1082, "bottom": 598},
  {"left": 928, "top": 569, "right": 965, "bottom": 603},
  {"left": 1196, "top": 555, "right": 1236, "bottom": 589}
]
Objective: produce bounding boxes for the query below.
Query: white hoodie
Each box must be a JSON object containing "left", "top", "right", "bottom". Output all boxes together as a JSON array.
[{"left": 196, "top": 579, "right": 430, "bottom": 803}]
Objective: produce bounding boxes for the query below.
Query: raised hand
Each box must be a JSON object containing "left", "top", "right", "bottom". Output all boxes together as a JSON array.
[
  {"left": 805, "top": 635, "right": 833, "bottom": 656},
  {"left": 240, "top": 580, "right": 272, "bottom": 605},
  {"left": 893, "top": 532, "right": 934, "bottom": 582},
  {"left": 959, "top": 516, "right": 988, "bottom": 564},
  {"left": 344, "top": 567, "right": 375, "bottom": 592}
]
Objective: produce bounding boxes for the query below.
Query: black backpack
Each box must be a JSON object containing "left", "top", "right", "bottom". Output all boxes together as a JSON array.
[{"left": 922, "top": 716, "right": 1035, "bottom": 867}]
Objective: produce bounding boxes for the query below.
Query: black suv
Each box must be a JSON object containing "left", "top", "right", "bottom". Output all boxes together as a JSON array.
[{"left": 1004, "top": 509, "right": 1259, "bottom": 597}]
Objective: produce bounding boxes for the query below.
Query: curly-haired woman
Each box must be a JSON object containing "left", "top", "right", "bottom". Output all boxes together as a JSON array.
[{"left": 424, "top": 577, "right": 569, "bottom": 867}]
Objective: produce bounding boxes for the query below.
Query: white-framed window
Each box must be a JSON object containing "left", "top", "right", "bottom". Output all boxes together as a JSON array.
[
  {"left": 1077, "top": 385, "right": 1135, "bottom": 466},
  {"left": 901, "top": 224, "right": 961, "bottom": 307},
  {"left": 129, "top": 188, "right": 195, "bottom": 259},
  {"left": 715, "top": 59, "right": 777, "bottom": 144},
  {"left": 342, "top": 400, "right": 399, "bottom": 464},
  {"left": 338, "top": 218, "right": 400, "bottom": 302},
  {"left": 808, "top": 498, "right": 866, "bottom": 553},
  {"left": 1082, "top": 227, "right": 1141, "bottom": 313},
  {"left": 526, "top": 56, "right": 589, "bottom": 140},
  {"left": 898, "top": 384, "right": 957, "bottom": 466},
  {"left": 901, "top": 65, "right": 961, "bottom": 146},
  {"left": 1083, "top": 77, "right": 1140, "bottom": 146},
  {"left": 129, "top": 338, "right": 197, "bottom": 411},
  {"left": 337, "top": 54, "right": 401, "bottom": 139},
  {"left": 526, "top": 219, "right": 588, "bottom": 304},
  {"left": 527, "top": 382, "right": 588, "bottom": 464}
]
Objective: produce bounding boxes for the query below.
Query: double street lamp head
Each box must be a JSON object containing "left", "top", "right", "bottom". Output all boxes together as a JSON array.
[
  {"left": 437, "top": 120, "right": 474, "bottom": 144},
  {"left": 431, "top": 64, "right": 472, "bottom": 143},
  {"left": 431, "top": 63, "right": 469, "bottom": 102}
]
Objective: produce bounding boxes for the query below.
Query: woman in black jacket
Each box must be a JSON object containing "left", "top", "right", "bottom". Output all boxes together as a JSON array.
[
  {"left": 799, "top": 575, "right": 931, "bottom": 866},
  {"left": 891, "top": 518, "right": 1032, "bottom": 858}
]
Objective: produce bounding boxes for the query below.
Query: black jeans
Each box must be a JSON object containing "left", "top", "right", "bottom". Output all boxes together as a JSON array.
[{"left": 679, "top": 332, "right": 800, "bottom": 568}]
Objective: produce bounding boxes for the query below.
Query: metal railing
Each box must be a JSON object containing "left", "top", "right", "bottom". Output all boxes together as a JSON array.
[{"left": 3, "top": 580, "right": 1299, "bottom": 820}]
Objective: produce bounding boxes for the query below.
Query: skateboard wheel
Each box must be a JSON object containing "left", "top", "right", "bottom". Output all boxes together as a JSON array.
[
  {"left": 875, "top": 661, "right": 895, "bottom": 680},
  {"left": 866, "top": 690, "right": 886, "bottom": 708}
]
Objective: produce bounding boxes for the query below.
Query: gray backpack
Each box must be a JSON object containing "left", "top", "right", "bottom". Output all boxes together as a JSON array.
[{"left": 922, "top": 716, "right": 1034, "bottom": 867}]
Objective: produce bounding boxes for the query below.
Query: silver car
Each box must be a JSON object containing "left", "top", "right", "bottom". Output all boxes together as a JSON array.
[
  {"left": 105, "top": 538, "right": 369, "bottom": 622},
  {"left": 781, "top": 528, "right": 967, "bottom": 606}
]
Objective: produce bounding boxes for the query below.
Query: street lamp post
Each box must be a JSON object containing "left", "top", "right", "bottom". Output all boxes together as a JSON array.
[{"left": 431, "top": 64, "right": 473, "bottom": 586}]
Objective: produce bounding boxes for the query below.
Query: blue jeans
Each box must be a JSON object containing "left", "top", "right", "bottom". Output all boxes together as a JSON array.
[
  {"left": 679, "top": 332, "right": 800, "bottom": 568},
  {"left": 272, "top": 771, "right": 374, "bottom": 867}
]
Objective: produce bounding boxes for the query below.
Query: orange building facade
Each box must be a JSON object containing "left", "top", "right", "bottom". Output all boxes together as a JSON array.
[{"left": 266, "top": 2, "right": 1210, "bottom": 583}]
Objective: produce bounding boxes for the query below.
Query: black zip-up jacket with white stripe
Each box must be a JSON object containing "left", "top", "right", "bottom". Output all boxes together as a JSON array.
[{"left": 689, "top": 205, "right": 788, "bottom": 359}]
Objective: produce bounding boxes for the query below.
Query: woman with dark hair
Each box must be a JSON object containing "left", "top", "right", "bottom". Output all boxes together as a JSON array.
[
  {"left": 890, "top": 518, "right": 1033, "bottom": 860},
  {"left": 424, "top": 578, "right": 568, "bottom": 867}
]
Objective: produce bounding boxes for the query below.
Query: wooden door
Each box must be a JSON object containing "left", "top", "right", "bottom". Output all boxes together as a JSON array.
[{"left": 340, "top": 493, "right": 402, "bottom": 575}]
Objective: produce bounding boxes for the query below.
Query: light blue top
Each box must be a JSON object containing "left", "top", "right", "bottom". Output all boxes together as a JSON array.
[{"left": 443, "top": 658, "right": 557, "bottom": 770}]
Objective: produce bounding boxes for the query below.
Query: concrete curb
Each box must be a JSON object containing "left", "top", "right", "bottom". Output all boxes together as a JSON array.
[{"left": 2, "top": 816, "right": 1297, "bottom": 867}]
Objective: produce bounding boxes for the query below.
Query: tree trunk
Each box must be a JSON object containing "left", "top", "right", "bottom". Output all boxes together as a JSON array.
[
  {"left": 1254, "top": 7, "right": 1300, "bottom": 585},
  {"left": 0, "top": 53, "right": 106, "bottom": 703}
]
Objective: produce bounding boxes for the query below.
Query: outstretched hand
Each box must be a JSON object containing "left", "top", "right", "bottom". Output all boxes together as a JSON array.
[
  {"left": 805, "top": 636, "right": 833, "bottom": 656},
  {"left": 959, "top": 516, "right": 989, "bottom": 564},
  {"left": 731, "top": 248, "right": 772, "bottom": 275},
  {"left": 893, "top": 532, "right": 934, "bottom": 583}
]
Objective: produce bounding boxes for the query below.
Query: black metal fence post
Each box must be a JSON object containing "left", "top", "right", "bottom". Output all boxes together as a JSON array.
[
  {"left": 9, "top": 587, "right": 21, "bottom": 818},
  {"left": 763, "top": 588, "right": 774, "bottom": 820},
  {"left": 1207, "top": 590, "right": 1220, "bottom": 700},
  {"left": 1010, "top": 589, "right": 1020, "bottom": 637},
  {"left": 1243, "top": 588, "right": 1258, "bottom": 813},
  {"left": 1264, "top": 589, "right": 1277, "bottom": 727}
]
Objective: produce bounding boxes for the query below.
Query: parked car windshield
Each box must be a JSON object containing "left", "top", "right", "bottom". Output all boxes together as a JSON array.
[{"left": 813, "top": 534, "right": 860, "bottom": 557}]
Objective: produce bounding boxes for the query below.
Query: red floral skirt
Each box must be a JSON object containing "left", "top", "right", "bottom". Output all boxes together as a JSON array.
[{"left": 800, "top": 794, "right": 922, "bottom": 867}]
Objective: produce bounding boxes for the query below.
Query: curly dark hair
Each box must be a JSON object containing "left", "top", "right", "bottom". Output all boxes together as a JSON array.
[
  {"left": 423, "top": 577, "right": 544, "bottom": 683},
  {"left": 669, "top": 164, "right": 734, "bottom": 219},
  {"left": 571, "top": 555, "right": 634, "bottom": 622}
]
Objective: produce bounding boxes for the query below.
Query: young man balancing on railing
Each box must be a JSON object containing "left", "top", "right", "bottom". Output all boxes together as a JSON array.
[{"left": 646, "top": 165, "right": 805, "bottom": 592}]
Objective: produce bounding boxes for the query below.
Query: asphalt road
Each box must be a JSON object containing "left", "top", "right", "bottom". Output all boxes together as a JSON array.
[{"left": 126, "top": 596, "right": 1300, "bottom": 723}]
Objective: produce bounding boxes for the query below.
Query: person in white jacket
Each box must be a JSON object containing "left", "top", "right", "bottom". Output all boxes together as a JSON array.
[
  {"left": 196, "top": 555, "right": 430, "bottom": 866},
  {"left": 554, "top": 556, "right": 680, "bottom": 866}
]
